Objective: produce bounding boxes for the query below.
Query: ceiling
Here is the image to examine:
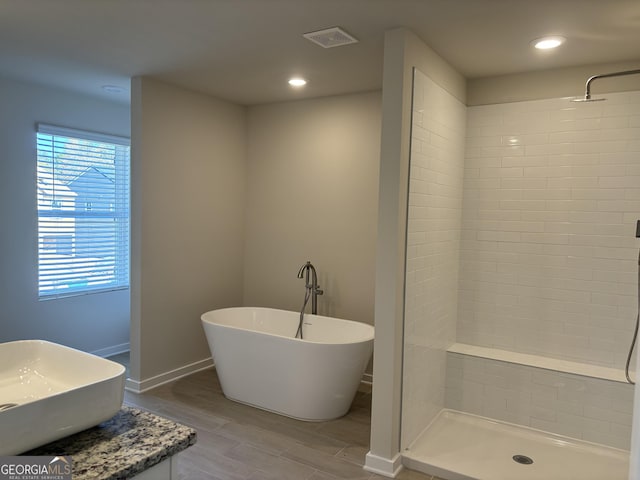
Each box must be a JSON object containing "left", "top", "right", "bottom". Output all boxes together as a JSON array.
[{"left": 1, "top": 0, "right": 639, "bottom": 105}]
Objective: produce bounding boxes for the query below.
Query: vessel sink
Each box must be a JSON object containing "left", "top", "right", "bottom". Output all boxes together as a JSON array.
[{"left": 0, "top": 340, "right": 125, "bottom": 455}]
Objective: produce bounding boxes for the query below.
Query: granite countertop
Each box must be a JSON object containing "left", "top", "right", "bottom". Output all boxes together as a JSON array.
[{"left": 27, "top": 406, "right": 197, "bottom": 480}]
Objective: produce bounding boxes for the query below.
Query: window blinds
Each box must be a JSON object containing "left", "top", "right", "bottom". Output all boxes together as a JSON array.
[{"left": 36, "top": 124, "right": 130, "bottom": 298}]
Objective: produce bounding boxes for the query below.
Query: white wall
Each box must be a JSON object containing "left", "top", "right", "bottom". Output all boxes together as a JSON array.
[
  {"left": 130, "top": 77, "right": 246, "bottom": 384},
  {"left": 130, "top": 82, "right": 380, "bottom": 388},
  {"left": 467, "top": 60, "right": 640, "bottom": 106},
  {"left": 243, "top": 92, "right": 381, "bottom": 325},
  {"left": 0, "top": 76, "right": 130, "bottom": 354},
  {"left": 366, "top": 28, "right": 466, "bottom": 477},
  {"left": 401, "top": 69, "right": 466, "bottom": 448},
  {"left": 460, "top": 91, "right": 640, "bottom": 368}
]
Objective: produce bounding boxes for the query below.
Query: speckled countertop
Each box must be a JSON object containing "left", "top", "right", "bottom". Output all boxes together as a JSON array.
[{"left": 26, "top": 406, "right": 197, "bottom": 479}]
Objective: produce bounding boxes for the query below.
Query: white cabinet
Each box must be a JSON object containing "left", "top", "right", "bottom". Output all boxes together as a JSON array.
[{"left": 133, "top": 454, "right": 179, "bottom": 479}]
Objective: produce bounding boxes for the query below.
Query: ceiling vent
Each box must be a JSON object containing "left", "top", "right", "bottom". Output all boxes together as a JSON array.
[{"left": 303, "top": 27, "right": 359, "bottom": 48}]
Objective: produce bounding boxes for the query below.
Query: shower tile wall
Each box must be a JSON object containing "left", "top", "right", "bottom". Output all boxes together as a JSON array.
[
  {"left": 401, "top": 69, "right": 466, "bottom": 447},
  {"left": 445, "top": 353, "right": 634, "bottom": 449},
  {"left": 460, "top": 91, "right": 640, "bottom": 368}
]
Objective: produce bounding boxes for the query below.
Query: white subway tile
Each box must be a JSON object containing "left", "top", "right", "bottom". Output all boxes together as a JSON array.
[
  {"left": 478, "top": 167, "right": 524, "bottom": 178},
  {"left": 547, "top": 176, "right": 599, "bottom": 189},
  {"left": 520, "top": 232, "right": 570, "bottom": 244},
  {"left": 603, "top": 103, "right": 640, "bottom": 117},
  {"left": 573, "top": 118, "right": 603, "bottom": 131},
  {"left": 499, "top": 200, "right": 547, "bottom": 210},
  {"left": 532, "top": 418, "right": 583, "bottom": 439},
  {"left": 628, "top": 140, "right": 640, "bottom": 151},
  {"left": 546, "top": 200, "right": 598, "bottom": 211},
  {"left": 556, "top": 153, "right": 600, "bottom": 166},
  {"left": 549, "top": 130, "right": 600, "bottom": 144},
  {"left": 599, "top": 151, "right": 638, "bottom": 164},
  {"left": 572, "top": 165, "right": 627, "bottom": 177},
  {"left": 571, "top": 188, "right": 625, "bottom": 200},
  {"left": 523, "top": 165, "right": 573, "bottom": 177},
  {"left": 530, "top": 405, "right": 557, "bottom": 422},
  {"left": 435, "top": 91, "right": 639, "bottom": 449},
  {"left": 404, "top": 70, "right": 467, "bottom": 445},
  {"left": 521, "top": 210, "right": 569, "bottom": 222},
  {"left": 523, "top": 189, "right": 571, "bottom": 200},
  {"left": 598, "top": 140, "right": 630, "bottom": 153},
  {"left": 624, "top": 189, "right": 640, "bottom": 200},
  {"left": 525, "top": 143, "right": 574, "bottom": 156}
]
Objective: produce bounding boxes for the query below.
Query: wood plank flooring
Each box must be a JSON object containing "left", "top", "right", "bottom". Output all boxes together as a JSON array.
[{"left": 123, "top": 368, "right": 442, "bottom": 480}]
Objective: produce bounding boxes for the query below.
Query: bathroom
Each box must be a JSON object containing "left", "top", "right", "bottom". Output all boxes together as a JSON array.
[{"left": 1, "top": 2, "right": 640, "bottom": 479}]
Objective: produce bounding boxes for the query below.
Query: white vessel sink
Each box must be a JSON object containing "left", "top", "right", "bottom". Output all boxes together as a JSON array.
[{"left": 0, "top": 340, "right": 125, "bottom": 455}]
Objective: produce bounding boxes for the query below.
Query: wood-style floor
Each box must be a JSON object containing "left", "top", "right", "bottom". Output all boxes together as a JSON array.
[{"left": 123, "top": 368, "right": 443, "bottom": 480}]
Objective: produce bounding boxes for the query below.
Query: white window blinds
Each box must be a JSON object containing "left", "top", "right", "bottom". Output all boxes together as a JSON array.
[{"left": 36, "top": 124, "right": 130, "bottom": 298}]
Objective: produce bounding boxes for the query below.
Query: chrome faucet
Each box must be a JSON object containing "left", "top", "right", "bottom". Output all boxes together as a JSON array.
[{"left": 297, "top": 261, "right": 323, "bottom": 315}]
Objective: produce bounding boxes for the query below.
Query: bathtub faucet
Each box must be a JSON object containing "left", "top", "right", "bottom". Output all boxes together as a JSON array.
[{"left": 297, "top": 261, "right": 323, "bottom": 315}]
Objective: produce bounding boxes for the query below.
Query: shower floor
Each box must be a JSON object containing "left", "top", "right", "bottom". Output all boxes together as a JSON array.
[{"left": 403, "top": 409, "right": 629, "bottom": 480}]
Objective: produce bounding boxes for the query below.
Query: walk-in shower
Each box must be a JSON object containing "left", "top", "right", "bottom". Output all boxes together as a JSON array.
[{"left": 400, "top": 67, "right": 640, "bottom": 479}]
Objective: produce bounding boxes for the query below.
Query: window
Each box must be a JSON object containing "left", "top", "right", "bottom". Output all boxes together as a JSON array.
[{"left": 36, "top": 124, "right": 130, "bottom": 298}]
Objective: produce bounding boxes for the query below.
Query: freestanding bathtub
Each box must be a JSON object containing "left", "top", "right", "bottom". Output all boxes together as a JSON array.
[{"left": 201, "top": 307, "right": 374, "bottom": 421}]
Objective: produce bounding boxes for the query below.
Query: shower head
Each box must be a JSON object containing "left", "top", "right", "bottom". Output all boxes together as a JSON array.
[
  {"left": 572, "top": 68, "right": 640, "bottom": 104},
  {"left": 571, "top": 96, "right": 606, "bottom": 103}
]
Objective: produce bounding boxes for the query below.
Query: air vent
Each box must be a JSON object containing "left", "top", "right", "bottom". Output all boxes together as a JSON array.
[{"left": 303, "top": 27, "right": 359, "bottom": 48}]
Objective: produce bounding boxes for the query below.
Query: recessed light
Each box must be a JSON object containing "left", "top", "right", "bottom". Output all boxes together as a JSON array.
[
  {"left": 532, "top": 36, "right": 566, "bottom": 50},
  {"left": 288, "top": 78, "right": 307, "bottom": 87}
]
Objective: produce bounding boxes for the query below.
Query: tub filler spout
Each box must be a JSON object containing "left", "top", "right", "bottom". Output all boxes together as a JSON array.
[{"left": 297, "top": 261, "right": 323, "bottom": 314}]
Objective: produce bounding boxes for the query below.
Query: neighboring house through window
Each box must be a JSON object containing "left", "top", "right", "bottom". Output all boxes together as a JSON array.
[{"left": 36, "top": 124, "right": 130, "bottom": 298}]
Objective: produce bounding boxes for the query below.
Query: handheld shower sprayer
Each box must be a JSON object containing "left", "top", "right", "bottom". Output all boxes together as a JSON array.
[
  {"left": 571, "top": 68, "right": 640, "bottom": 103},
  {"left": 627, "top": 221, "right": 640, "bottom": 385}
]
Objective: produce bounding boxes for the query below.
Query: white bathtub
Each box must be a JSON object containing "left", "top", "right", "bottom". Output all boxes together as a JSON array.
[{"left": 201, "top": 307, "right": 374, "bottom": 421}]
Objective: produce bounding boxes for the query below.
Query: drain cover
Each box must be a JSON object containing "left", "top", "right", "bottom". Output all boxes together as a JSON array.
[{"left": 513, "top": 455, "right": 534, "bottom": 465}]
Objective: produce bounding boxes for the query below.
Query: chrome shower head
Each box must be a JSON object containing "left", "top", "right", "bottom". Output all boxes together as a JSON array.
[
  {"left": 571, "top": 96, "right": 606, "bottom": 103},
  {"left": 572, "top": 68, "right": 640, "bottom": 104}
]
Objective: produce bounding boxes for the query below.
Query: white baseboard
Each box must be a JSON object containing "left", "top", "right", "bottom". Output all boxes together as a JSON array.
[
  {"left": 124, "top": 358, "right": 370, "bottom": 394},
  {"left": 125, "top": 357, "right": 213, "bottom": 393},
  {"left": 91, "top": 342, "right": 130, "bottom": 358},
  {"left": 364, "top": 451, "right": 403, "bottom": 478}
]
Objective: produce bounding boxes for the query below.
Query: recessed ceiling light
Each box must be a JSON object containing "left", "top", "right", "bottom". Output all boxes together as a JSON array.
[
  {"left": 288, "top": 78, "right": 307, "bottom": 87},
  {"left": 532, "top": 36, "right": 566, "bottom": 50}
]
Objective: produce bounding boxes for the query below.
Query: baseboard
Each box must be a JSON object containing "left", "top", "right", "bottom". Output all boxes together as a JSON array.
[
  {"left": 363, "top": 451, "right": 403, "bottom": 478},
  {"left": 124, "top": 359, "right": 370, "bottom": 394},
  {"left": 125, "top": 357, "right": 213, "bottom": 393},
  {"left": 91, "top": 342, "right": 130, "bottom": 358}
]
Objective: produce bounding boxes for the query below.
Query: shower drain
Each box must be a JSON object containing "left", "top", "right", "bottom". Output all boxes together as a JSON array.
[{"left": 513, "top": 454, "right": 534, "bottom": 465}]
